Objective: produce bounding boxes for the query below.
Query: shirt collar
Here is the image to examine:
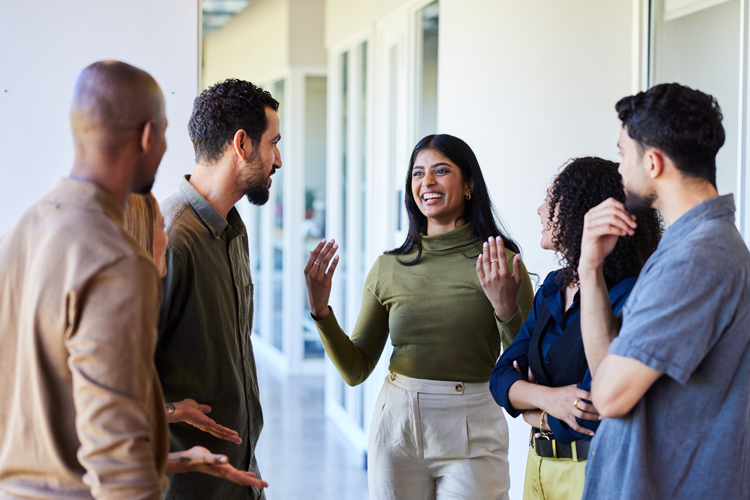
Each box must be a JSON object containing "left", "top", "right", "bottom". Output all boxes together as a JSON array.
[
  {"left": 660, "top": 194, "right": 735, "bottom": 248},
  {"left": 50, "top": 177, "right": 126, "bottom": 229},
  {"left": 178, "top": 175, "right": 230, "bottom": 239}
]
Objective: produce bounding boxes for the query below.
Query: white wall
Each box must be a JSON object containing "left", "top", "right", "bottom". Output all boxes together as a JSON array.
[
  {"left": 0, "top": 0, "right": 201, "bottom": 236},
  {"left": 439, "top": 0, "right": 633, "bottom": 279},
  {"left": 438, "top": 0, "right": 633, "bottom": 494}
]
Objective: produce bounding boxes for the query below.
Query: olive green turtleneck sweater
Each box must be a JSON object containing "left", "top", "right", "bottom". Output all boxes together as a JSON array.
[{"left": 313, "top": 224, "right": 534, "bottom": 385}]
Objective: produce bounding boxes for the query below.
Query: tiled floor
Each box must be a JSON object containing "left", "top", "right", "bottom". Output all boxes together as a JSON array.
[{"left": 254, "top": 357, "right": 370, "bottom": 500}]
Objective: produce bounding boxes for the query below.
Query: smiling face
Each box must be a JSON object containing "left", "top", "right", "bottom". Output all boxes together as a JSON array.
[
  {"left": 238, "top": 106, "right": 282, "bottom": 206},
  {"left": 411, "top": 148, "right": 472, "bottom": 233}
]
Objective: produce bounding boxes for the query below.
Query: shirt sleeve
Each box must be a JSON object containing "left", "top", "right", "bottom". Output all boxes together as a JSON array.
[
  {"left": 490, "top": 288, "right": 540, "bottom": 418},
  {"left": 497, "top": 254, "right": 535, "bottom": 350},
  {"left": 65, "top": 256, "right": 163, "bottom": 500},
  {"left": 609, "top": 260, "right": 731, "bottom": 385},
  {"left": 314, "top": 259, "right": 390, "bottom": 386}
]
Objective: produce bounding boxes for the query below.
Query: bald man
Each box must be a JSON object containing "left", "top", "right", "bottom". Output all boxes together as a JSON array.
[
  {"left": 0, "top": 61, "right": 264, "bottom": 500},
  {"left": 0, "top": 60, "right": 168, "bottom": 500}
]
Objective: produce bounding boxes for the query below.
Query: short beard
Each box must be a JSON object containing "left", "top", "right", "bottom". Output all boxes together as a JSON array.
[
  {"left": 625, "top": 189, "right": 657, "bottom": 216},
  {"left": 245, "top": 181, "right": 270, "bottom": 206}
]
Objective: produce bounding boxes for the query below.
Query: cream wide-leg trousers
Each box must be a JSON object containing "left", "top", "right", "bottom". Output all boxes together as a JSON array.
[{"left": 368, "top": 373, "right": 511, "bottom": 500}]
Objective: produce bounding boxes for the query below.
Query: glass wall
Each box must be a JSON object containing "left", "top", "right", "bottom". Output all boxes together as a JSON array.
[
  {"left": 650, "top": 0, "right": 741, "bottom": 196},
  {"left": 337, "top": 51, "right": 349, "bottom": 408},
  {"left": 272, "top": 79, "right": 285, "bottom": 352},
  {"left": 302, "top": 75, "right": 328, "bottom": 359},
  {"left": 417, "top": 1, "right": 439, "bottom": 141},
  {"left": 356, "top": 41, "right": 368, "bottom": 428}
]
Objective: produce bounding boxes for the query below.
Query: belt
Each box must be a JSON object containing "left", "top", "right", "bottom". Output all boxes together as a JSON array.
[{"left": 530, "top": 428, "right": 590, "bottom": 461}]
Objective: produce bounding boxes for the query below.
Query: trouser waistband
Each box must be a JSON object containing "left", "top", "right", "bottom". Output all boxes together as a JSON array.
[{"left": 387, "top": 372, "right": 490, "bottom": 395}]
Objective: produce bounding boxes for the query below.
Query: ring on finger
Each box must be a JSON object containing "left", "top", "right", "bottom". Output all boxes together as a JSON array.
[
  {"left": 490, "top": 259, "right": 499, "bottom": 263},
  {"left": 573, "top": 398, "right": 582, "bottom": 410},
  {"left": 314, "top": 261, "right": 321, "bottom": 266}
]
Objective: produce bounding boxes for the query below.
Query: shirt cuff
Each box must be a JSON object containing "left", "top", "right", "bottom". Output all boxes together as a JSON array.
[
  {"left": 489, "top": 368, "right": 526, "bottom": 418},
  {"left": 496, "top": 307, "right": 523, "bottom": 350},
  {"left": 312, "top": 306, "right": 340, "bottom": 335},
  {"left": 610, "top": 334, "right": 686, "bottom": 384}
]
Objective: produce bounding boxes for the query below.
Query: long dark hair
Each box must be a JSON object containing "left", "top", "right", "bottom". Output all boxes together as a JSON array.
[
  {"left": 549, "top": 157, "right": 663, "bottom": 286},
  {"left": 386, "top": 134, "right": 520, "bottom": 265}
]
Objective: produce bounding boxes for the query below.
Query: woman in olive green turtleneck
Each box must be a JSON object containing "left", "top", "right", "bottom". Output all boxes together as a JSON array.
[{"left": 305, "top": 134, "right": 533, "bottom": 500}]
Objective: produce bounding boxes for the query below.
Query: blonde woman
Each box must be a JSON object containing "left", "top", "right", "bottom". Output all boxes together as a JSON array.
[{"left": 125, "top": 193, "right": 267, "bottom": 487}]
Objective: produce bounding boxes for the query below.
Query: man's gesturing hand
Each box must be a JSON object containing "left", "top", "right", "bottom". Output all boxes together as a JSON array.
[
  {"left": 167, "top": 398, "right": 242, "bottom": 444},
  {"left": 579, "top": 198, "right": 637, "bottom": 274},
  {"left": 304, "top": 239, "right": 339, "bottom": 320},
  {"left": 167, "top": 446, "right": 269, "bottom": 488}
]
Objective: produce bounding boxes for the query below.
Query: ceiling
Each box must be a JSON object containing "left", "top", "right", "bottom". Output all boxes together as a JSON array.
[{"left": 202, "top": 0, "right": 251, "bottom": 37}]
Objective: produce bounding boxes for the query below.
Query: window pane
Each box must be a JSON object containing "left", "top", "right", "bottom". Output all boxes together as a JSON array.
[
  {"left": 337, "top": 52, "right": 349, "bottom": 408},
  {"left": 272, "top": 79, "right": 285, "bottom": 352},
  {"left": 418, "top": 1, "right": 439, "bottom": 140},
  {"left": 302, "top": 76, "right": 328, "bottom": 359}
]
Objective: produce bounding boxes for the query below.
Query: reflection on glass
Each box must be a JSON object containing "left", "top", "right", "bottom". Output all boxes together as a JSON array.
[
  {"left": 650, "top": 0, "right": 740, "bottom": 196},
  {"left": 272, "top": 79, "right": 285, "bottom": 352},
  {"left": 302, "top": 76, "right": 328, "bottom": 359},
  {"left": 389, "top": 46, "right": 402, "bottom": 233},
  {"left": 252, "top": 206, "right": 262, "bottom": 337},
  {"left": 418, "top": 1, "right": 439, "bottom": 141},
  {"left": 358, "top": 41, "right": 368, "bottom": 428},
  {"left": 337, "top": 52, "right": 349, "bottom": 408}
]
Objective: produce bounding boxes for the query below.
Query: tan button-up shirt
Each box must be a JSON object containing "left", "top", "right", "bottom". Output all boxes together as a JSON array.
[{"left": 0, "top": 178, "right": 168, "bottom": 500}]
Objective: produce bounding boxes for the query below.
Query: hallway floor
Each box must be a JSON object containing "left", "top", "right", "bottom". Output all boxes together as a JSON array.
[{"left": 254, "top": 357, "right": 370, "bottom": 500}]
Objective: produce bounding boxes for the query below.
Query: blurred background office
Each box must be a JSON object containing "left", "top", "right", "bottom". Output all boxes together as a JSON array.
[{"left": 2, "top": 0, "right": 748, "bottom": 498}]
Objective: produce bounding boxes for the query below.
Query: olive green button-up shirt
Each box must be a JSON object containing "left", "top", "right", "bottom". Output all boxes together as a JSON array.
[{"left": 157, "top": 176, "right": 263, "bottom": 500}]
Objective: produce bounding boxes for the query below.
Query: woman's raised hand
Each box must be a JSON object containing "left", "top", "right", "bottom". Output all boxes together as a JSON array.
[
  {"left": 477, "top": 236, "right": 522, "bottom": 322},
  {"left": 304, "top": 239, "right": 340, "bottom": 320}
]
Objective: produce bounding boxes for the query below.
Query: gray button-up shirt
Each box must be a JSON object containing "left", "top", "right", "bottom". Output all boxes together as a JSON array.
[
  {"left": 583, "top": 195, "right": 750, "bottom": 500},
  {"left": 157, "top": 176, "right": 263, "bottom": 500}
]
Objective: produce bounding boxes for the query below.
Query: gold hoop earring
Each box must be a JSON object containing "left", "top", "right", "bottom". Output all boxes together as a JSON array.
[{"left": 466, "top": 194, "right": 472, "bottom": 200}]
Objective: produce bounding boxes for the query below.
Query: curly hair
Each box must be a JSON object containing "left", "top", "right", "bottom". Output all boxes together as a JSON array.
[
  {"left": 188, "top": 78, "right": 279, "bottom": 164},
  {"left": 549, "top": 157, "right": 663, "bottom": 287},
  {"left": 616, "top": 83, "right": 724, "bottom": 187}
]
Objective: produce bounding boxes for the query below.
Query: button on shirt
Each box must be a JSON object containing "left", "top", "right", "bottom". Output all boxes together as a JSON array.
[
  {"left": 491, "top": 271, "right": 635, "bottom": 443},
  {"left": 583, "top": 195, "right": 750, "bottom": 500},
  {"left": 157, "top": 176, "right": 263, "bottom": 500}
]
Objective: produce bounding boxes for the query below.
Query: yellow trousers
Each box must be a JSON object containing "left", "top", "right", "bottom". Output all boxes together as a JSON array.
[{"left": 522, "top": 446, "right": 586, "bottom": 500}]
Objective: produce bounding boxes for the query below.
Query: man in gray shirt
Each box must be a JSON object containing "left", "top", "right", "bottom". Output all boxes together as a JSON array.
[
  {"left": 158, "top": 79, "right": 281, "bottom": 500},
  {"left": 577, "top": 83, "right": 750, "bottom": 499}
]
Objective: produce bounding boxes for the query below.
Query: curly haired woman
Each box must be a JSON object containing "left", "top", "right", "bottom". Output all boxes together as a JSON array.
[{"left": 489, "top": 157, "right": 663, "bottom": 500}]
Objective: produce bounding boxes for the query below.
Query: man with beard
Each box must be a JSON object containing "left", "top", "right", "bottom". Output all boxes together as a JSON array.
[
  {"left": 577, "top": 83, "right": 750, "bottom": 499},
  {"left": 157, "top": 79, "right": 281, "bottom": 500}
]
